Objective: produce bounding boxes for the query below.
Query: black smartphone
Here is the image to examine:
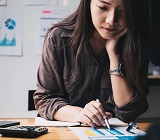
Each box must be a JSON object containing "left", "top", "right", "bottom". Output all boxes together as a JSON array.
[{"left": 0, "top": 121, "right": 20, "bottom": 128}]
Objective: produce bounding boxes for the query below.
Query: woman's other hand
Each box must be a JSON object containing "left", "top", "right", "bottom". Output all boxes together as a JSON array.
[{"left": 105, "top": 28, "right": 128, "bottom": 57}]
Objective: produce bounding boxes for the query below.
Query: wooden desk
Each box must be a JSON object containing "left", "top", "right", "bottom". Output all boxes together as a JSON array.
[
  {"left": 148, "top": 75, "right": 160, "bottom": 85},
  {"left": 0, "top": 118, "right": 153, "bottom": 140}
]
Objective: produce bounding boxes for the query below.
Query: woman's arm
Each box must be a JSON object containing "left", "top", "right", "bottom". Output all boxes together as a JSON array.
[
  {"left": 105, "top": 28, "right": 134, "bottom": 107},
  {"left": 109, "top": 52, "right": 134, "bottom": 107},
  {"left": 34, "top": 28, "right": 71, "bottom": 120},
  {"left": 54, "top": 101, "right": 112, "bottom": 128},
  {"left": 105, "top": 29, "right": 149, "bottom": 122}
]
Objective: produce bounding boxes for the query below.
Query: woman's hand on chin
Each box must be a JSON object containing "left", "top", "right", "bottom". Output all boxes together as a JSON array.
[{"left": 105, "top": 28, "right": 128, "bottom": 58}]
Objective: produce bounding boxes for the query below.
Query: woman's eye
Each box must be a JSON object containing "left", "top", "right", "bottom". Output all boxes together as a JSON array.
[
  {"left": 98, "top": 6, "right": 108, "bottom": 11},
  {"left": 117, "top": 10, "right": 123, "bottom": 17},
  {"left": 118, "top": 9, "right": 123, "bottom": 15}
]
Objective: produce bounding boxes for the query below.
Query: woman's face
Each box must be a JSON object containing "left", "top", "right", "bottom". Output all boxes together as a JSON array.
[{"left": 90, "top": 0, "right": 127, "bottom": 39}]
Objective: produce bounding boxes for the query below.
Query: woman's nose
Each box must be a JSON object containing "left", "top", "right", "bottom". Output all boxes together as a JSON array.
[{"left": 105, "top": 10, "right": 117, "bottom": 25}]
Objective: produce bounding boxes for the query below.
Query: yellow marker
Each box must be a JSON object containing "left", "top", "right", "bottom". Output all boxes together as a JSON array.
[{"left": 85, "top": 128, "right": 95, "bottom": 136}]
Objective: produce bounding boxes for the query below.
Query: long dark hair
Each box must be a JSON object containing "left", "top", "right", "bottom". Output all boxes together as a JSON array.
[
  {"left": 50, "top": 0, "right": 94, "bottom": 55},
  {"left": 122, "top": 0, "right": 151, "bottom": 95},
  {"left": 47, "top": 0, "right": 151, "bottom": 95}
]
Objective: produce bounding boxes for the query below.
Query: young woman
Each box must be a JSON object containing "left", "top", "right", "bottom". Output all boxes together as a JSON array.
[{"left": 34, "top": 0, "right": 151, "bottom": 128}]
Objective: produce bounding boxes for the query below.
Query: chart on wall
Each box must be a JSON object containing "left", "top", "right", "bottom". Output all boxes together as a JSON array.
[
  {"left": 35, "top": 7, "right": 69, "bottom": 55},
  {"left": 23, "top": 0, "right": 58, "bottom": 5},
  {"left": 0, "top": 0, "right": 6, "bottom": 5},
  {"left": 0, "top": 7, "right": 22, "bottom": 56}
]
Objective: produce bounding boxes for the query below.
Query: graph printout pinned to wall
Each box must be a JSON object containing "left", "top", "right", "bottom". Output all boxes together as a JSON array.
[
  {"left": 0, "top": 7, "right": 22, "bottom": 56},
  {"left": 35, "top": 7, "right": 69, "bottom": 55},
  {"left": 0, "top": 0, "right": 6, "bottom": 5},
  {"left": 23, "top": 0, "right": 58, "bottom": 6}
]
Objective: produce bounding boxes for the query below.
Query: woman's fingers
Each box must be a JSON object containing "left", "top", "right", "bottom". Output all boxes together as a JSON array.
[
  {"left": 93, "top": 102, "right": 113, "bottom": 126},
  {"left": 81, "top": 114, "right": 97, "bottom": 128},
  {"left": 91, "top": 101, "right": 108, "bottom": 126},
  {"left": 84, "top": 103, "right": 105, "bottom": 126},
  {"left": 80, "top": 100, "right": 112, "bottom": 128},
  {"left": 105, "top": 112, "right": 113, "bottom": 120}
]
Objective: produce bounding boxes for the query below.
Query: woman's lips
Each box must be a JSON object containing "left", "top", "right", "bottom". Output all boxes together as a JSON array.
[{"left": 104, "top": 28, "right": 117, "bottom": 32}]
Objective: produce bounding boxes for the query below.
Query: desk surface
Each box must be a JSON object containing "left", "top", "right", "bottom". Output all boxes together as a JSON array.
[{"left": 0, "top": 118, "right": 153, "bottom": 140}]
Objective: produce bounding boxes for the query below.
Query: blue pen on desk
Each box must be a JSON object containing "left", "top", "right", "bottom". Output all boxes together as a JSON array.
[{"left": 96, "top": 99, "right": 110, "bottom": 129}]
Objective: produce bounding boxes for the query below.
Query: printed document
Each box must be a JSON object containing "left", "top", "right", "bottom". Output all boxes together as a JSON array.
[{"left": 69, "top": 126, "right": 146, "bottom": 140}]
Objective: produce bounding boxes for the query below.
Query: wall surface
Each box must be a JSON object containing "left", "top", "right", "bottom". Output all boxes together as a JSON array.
[{"left": 0, "top": 0, "right": 160, "bottom": 119}]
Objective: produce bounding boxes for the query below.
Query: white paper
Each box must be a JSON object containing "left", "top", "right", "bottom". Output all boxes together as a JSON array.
[
  {"left": 23, "top": 0, "right": 58, "bottom": 6},
  {"left": 0, "top": 7, "right": 22, "bottom": 56},
  {"left": 0, "top": 0, "right": 6, "bottom": 5},
  {"left": 35, "top": 117, "right": 81, "bottom": 127},
  {"left": 108, "top": 118, "right": 126, "bottom": 127},
  {"left": 35, "top": 117, "right": 126, "bottom": 127},
  {"left": 35, "top": 7, "right": 69, "bottom": 55}
]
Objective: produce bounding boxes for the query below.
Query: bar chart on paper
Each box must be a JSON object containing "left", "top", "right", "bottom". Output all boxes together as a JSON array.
[{"left": 69, "top": 126, "right": 146, "bottom": 140}]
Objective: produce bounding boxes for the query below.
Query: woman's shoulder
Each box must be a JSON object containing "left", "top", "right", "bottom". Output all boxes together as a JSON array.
[
  {"left": 47, "top": 26, "right": 74, "bottom": 40},
  {"left": 43, "top": 26, "right": 74, "bottom": 53}
]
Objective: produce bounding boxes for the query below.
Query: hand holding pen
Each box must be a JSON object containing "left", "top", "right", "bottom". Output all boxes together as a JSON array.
[
  {"left": 76, "top": 99, "right": 112, "bottom": 128},
  {"left": 96, "top": 99, "right": 111, "bottom": 129}
]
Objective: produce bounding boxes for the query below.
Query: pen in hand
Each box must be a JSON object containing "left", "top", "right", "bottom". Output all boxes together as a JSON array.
[{"left": 96, "top": 99, "right": 110, "bottom": 129}]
